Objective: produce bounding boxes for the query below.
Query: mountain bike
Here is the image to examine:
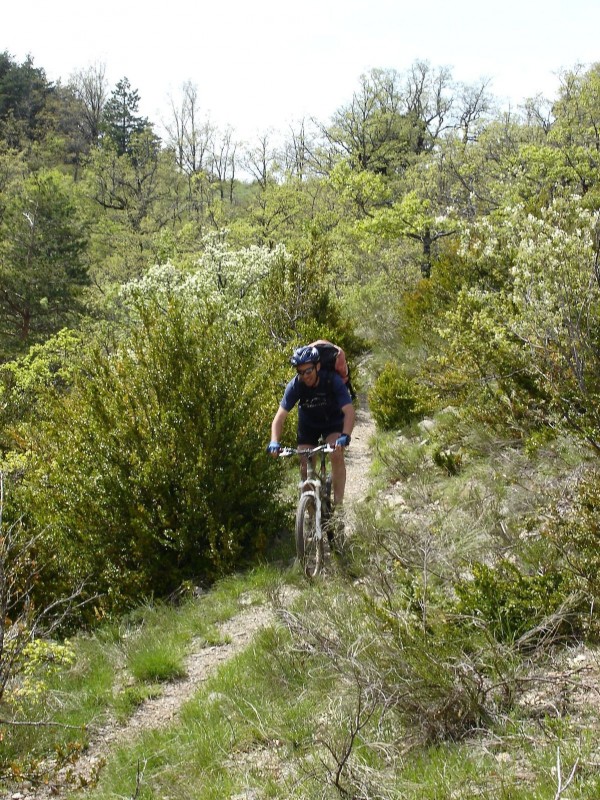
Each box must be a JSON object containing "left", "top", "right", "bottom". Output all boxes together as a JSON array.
[{"left": 278, "top": 442, "right": 334, "bottom": 578}]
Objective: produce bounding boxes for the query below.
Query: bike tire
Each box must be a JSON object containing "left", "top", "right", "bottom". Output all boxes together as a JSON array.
[
  {"left": 295, "top": 493, "right": 324, "bottom": 578},
  {"left": 324, "top": 474, "right": 333, "bottom": 518}
]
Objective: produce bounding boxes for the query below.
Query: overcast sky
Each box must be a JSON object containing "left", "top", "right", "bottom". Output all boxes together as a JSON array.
[{"left": 4, "top": 0, "right": 599, "bottom": 141}]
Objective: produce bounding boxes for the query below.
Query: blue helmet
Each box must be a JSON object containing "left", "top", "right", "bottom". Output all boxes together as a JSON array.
[{"left": 290, "top": 345, "right": 320, "bottom": 367}]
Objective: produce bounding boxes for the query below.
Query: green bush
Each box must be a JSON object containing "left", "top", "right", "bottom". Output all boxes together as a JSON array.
[
  {"left": 368, "top": 362, "right": 428, "bottom": 430},
  {"left": 17, "top": 292, "right": 285, "bottom": 617},
  {"left": 432, "top": 447, "right": 463, "bottom": 475},
  {"left": 542, "top": 469, "right": 600, "bottom": 608},
  {"left": 453, "top": 560, "right": 569, "bottom": 645},
  {"left": 282, "top": 580, "right": 515, "bottom": 747}
]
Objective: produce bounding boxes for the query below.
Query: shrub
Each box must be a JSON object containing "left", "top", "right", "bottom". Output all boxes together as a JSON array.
[
  {"left": 453, "top": 560, "right": 570, "bottom": 645},
  {"left": 281, "top": 580, "right": 514, "bottom": 748},
  {"left": 541, "top": 468, "right": 600, "bottom": 609},
  {"left": 17, "top": 291, "right": 285, "bottom": 616},
  {"left": 368, "top": 363, "right": 428, "bottom": 430},
  {"left": 432, "top": 447, "right": 463, "bottom": 476}
]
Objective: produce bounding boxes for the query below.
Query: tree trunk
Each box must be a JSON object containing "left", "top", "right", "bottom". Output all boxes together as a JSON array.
[{"left": 421, "top": 229, "right": 432, "bottom": 278}]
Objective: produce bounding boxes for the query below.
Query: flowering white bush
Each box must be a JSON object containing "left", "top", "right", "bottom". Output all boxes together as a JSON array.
[
  {"left": 120, "top": 233, "right": 290, "bottom": 325},
  {"left": 437, "top": 196, "right": 600, "bottom": 445}
]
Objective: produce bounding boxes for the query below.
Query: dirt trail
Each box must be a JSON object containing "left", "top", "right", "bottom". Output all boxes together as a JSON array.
[
  {"left": 9, "top": 404, "right": 375, "bottom": 800},
  {"left": 344, "top": 401, "right": 376, "bottom": 506},
  {"left": 34, "top": 607, "right": 277, "bottom": 799}
]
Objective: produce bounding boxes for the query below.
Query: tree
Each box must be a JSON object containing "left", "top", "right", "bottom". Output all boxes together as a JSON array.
[
  {"left": 549, "top": 63, "right": 600, "bottom": 198},
  {"left": 165, "top": 80, "right": 214, "bottom": 176},
  {"left": 361, "top": 190, "right": 456, "bottom": 278},
  {"left": 101, "top": 77, "right": 150, "bottom": 156},
  {"left": 319, "top": 68, "right": 425, "bottom": 176},
  {"left": 163, "top": 83, "right": 242, "bottom": 232},
  {"left": 0, "top": 52, "right": 55, "bottom": 149},
  {"left": 83, "top": 128, "right": 180, "bottom": 284},
  {"left": 455, "top": 79, "right": 494, "bottom": 144},
  {"left": 435, "top": 197, "right": 600, "bottom": 448},
  {"left": 0, "top": 170, "right": 89, "bottom": 350},
  {"left": 210, "top": 125, "right": 238, "bottom": 201},
  {"left": 403, "top": 60, "right": 455, "bottom": 149},
  {"left": 241, "top": 132, "right": 295, "bottom": 245},
  {"left": 283, "top": 118, "right": 315, "bottom": 180},
  {"left": 68, "top": 62, "right": 108, "bottom": 148}
]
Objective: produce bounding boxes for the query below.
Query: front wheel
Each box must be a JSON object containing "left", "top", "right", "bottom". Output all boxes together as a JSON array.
[
  {"left": 295, "top": 493, "right": 324, "bottom": 578},
  {"left": 323, "top": 474, "right": 333, "bottom": 519},
  {"left": 322, "top": 474, "right": 334, "bottom": 548}
]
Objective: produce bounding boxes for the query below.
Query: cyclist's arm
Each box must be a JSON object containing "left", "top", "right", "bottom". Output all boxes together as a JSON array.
[
  {"left": 271, "top": 406, "right": 289, "bottom": 442},
  {"left": 340, "top": 402, "right": 355, "bottom": 437}
]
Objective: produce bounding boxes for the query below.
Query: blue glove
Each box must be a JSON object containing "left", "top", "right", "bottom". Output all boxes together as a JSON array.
[
  {"left": 336, "top": 434, "right": 351, "bottom": 448},
  {"left": 266, "top": 441, "right": 282, "bottom": 455}
]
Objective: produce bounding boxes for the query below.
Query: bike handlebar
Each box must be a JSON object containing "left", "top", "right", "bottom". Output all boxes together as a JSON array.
[{"left": 278, "top": 444, "right": 335, "bottom": 458}]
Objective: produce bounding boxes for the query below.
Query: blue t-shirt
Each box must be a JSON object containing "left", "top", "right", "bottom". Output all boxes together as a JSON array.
[{"left": 281, "top": 369, "right": 352, "bottom": 429}]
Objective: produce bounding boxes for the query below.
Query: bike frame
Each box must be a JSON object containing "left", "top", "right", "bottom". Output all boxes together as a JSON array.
[{"left": 279, "top": 443, "right": 334, "bottom": 543}]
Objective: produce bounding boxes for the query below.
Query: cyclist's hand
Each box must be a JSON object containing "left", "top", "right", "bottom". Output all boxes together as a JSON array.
[
  {"left": 266, "top": 441, "right": 282, "bottom": 456},
  {"left": 335, "top": 434, "right": 351, "bottom": 448}
]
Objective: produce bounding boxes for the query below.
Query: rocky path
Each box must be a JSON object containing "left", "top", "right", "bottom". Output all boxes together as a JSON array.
[{"left": 344, "top": 402, "right": 376, "bottom": 506}]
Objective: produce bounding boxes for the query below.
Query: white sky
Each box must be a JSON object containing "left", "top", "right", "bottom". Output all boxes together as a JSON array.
[{"left": 3, "top": 0, "right": 599, "bottom": 142}]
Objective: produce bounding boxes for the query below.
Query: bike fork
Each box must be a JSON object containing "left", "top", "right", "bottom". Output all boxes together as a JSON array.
[{"left": 298, "top": 484, "right": 323, "bottom": 540}]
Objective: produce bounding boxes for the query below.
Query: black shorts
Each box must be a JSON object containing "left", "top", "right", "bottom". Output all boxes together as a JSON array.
[{"left": 297, "top": 419, "right": 343, "bottom": 446}]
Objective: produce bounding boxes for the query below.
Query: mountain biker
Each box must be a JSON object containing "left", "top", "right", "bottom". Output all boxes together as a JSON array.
[{"left": 267, "top": 345, "right": 355, "bottom": 506}]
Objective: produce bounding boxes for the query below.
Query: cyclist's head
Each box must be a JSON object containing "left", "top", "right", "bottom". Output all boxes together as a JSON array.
[
  {"left": 290, "top": 345, "right": 320, "bottom": 368},
  {"left": 290, "top": 345, "right": 320, "bottom": 383}
]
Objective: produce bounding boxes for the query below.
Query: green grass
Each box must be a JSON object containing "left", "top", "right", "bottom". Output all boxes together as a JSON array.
[
  {"left": 75, "top": 617, "right": 339, "bottom": 800},
  {"left": 0, "top": 564, "right": 288, "bottom": 792},
  {"left": 64, "top": 601, "right": 600, "bottom": 800}
]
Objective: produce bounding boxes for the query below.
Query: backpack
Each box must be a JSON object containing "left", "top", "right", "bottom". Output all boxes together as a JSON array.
[{"left": 309, "top": 339, "right": 356, "bottom": 400}]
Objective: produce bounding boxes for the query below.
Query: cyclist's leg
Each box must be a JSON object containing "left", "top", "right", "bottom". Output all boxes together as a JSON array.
[
  {"left": 325, "top": 431, "right": 346, "bottom": 506},
  {"left": 297, "top": 420, "right": 319, "bottom": 482}
]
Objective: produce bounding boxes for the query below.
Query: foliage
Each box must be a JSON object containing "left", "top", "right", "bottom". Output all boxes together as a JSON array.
[
  {"left": 0, "top": 481, "right": 83, "bottom": 716},
  {"left": 0, "top": 169, "right": 90, "bottom": 353},
  {"left": 432, "top": 446, "right": 463, "bottom": 476},
  {"left": 453, "top": 560, "right": 570, "bottom": 645},
  {"left": 5, "top": 56, "right": 600, "bottom": 800},
  {"left": 17, "top": 280, "right": 284, "bottom": 615},
  {"left": 322, "top": 66, "right": 445, "bottom": 176},
  {"left": 182, "top": 231, "right": 289, "bottom": 319},
  {"left": 549, "top": 63, "right": 600, "bottom": 202},
  {"left": 368, "top": 361, "right": 430, "bottom": 430},
  {"left": 434, "top": 197, "right": 600, "bottom": 444},
  {"left": 83, "top": 132, "right": 180, "bottom": 283},
  {"left": 0, "top": 52, "right": 53, "bottom": 148},
  {"left": 252, "top": 233, "right": 361, "bottom": 353},
  {"left": 100, "top": 76, "right": 149, "bottom": 156},
  {"left": 360, "top": 189, "right": 457, "bottom": 278},
  {"left": 8, "top": 640, "right": 75, "bottom": 708},
  {"left": 541, "top": 468, "right": 600, "bottom": 608},
  {"left": 0, "top": 329, "right": 84, "bottom": 454}
]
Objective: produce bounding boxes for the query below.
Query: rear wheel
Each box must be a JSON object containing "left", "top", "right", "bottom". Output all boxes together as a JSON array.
[{"left": 295, "top": 493, "right": 324, "bottom": 578}]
